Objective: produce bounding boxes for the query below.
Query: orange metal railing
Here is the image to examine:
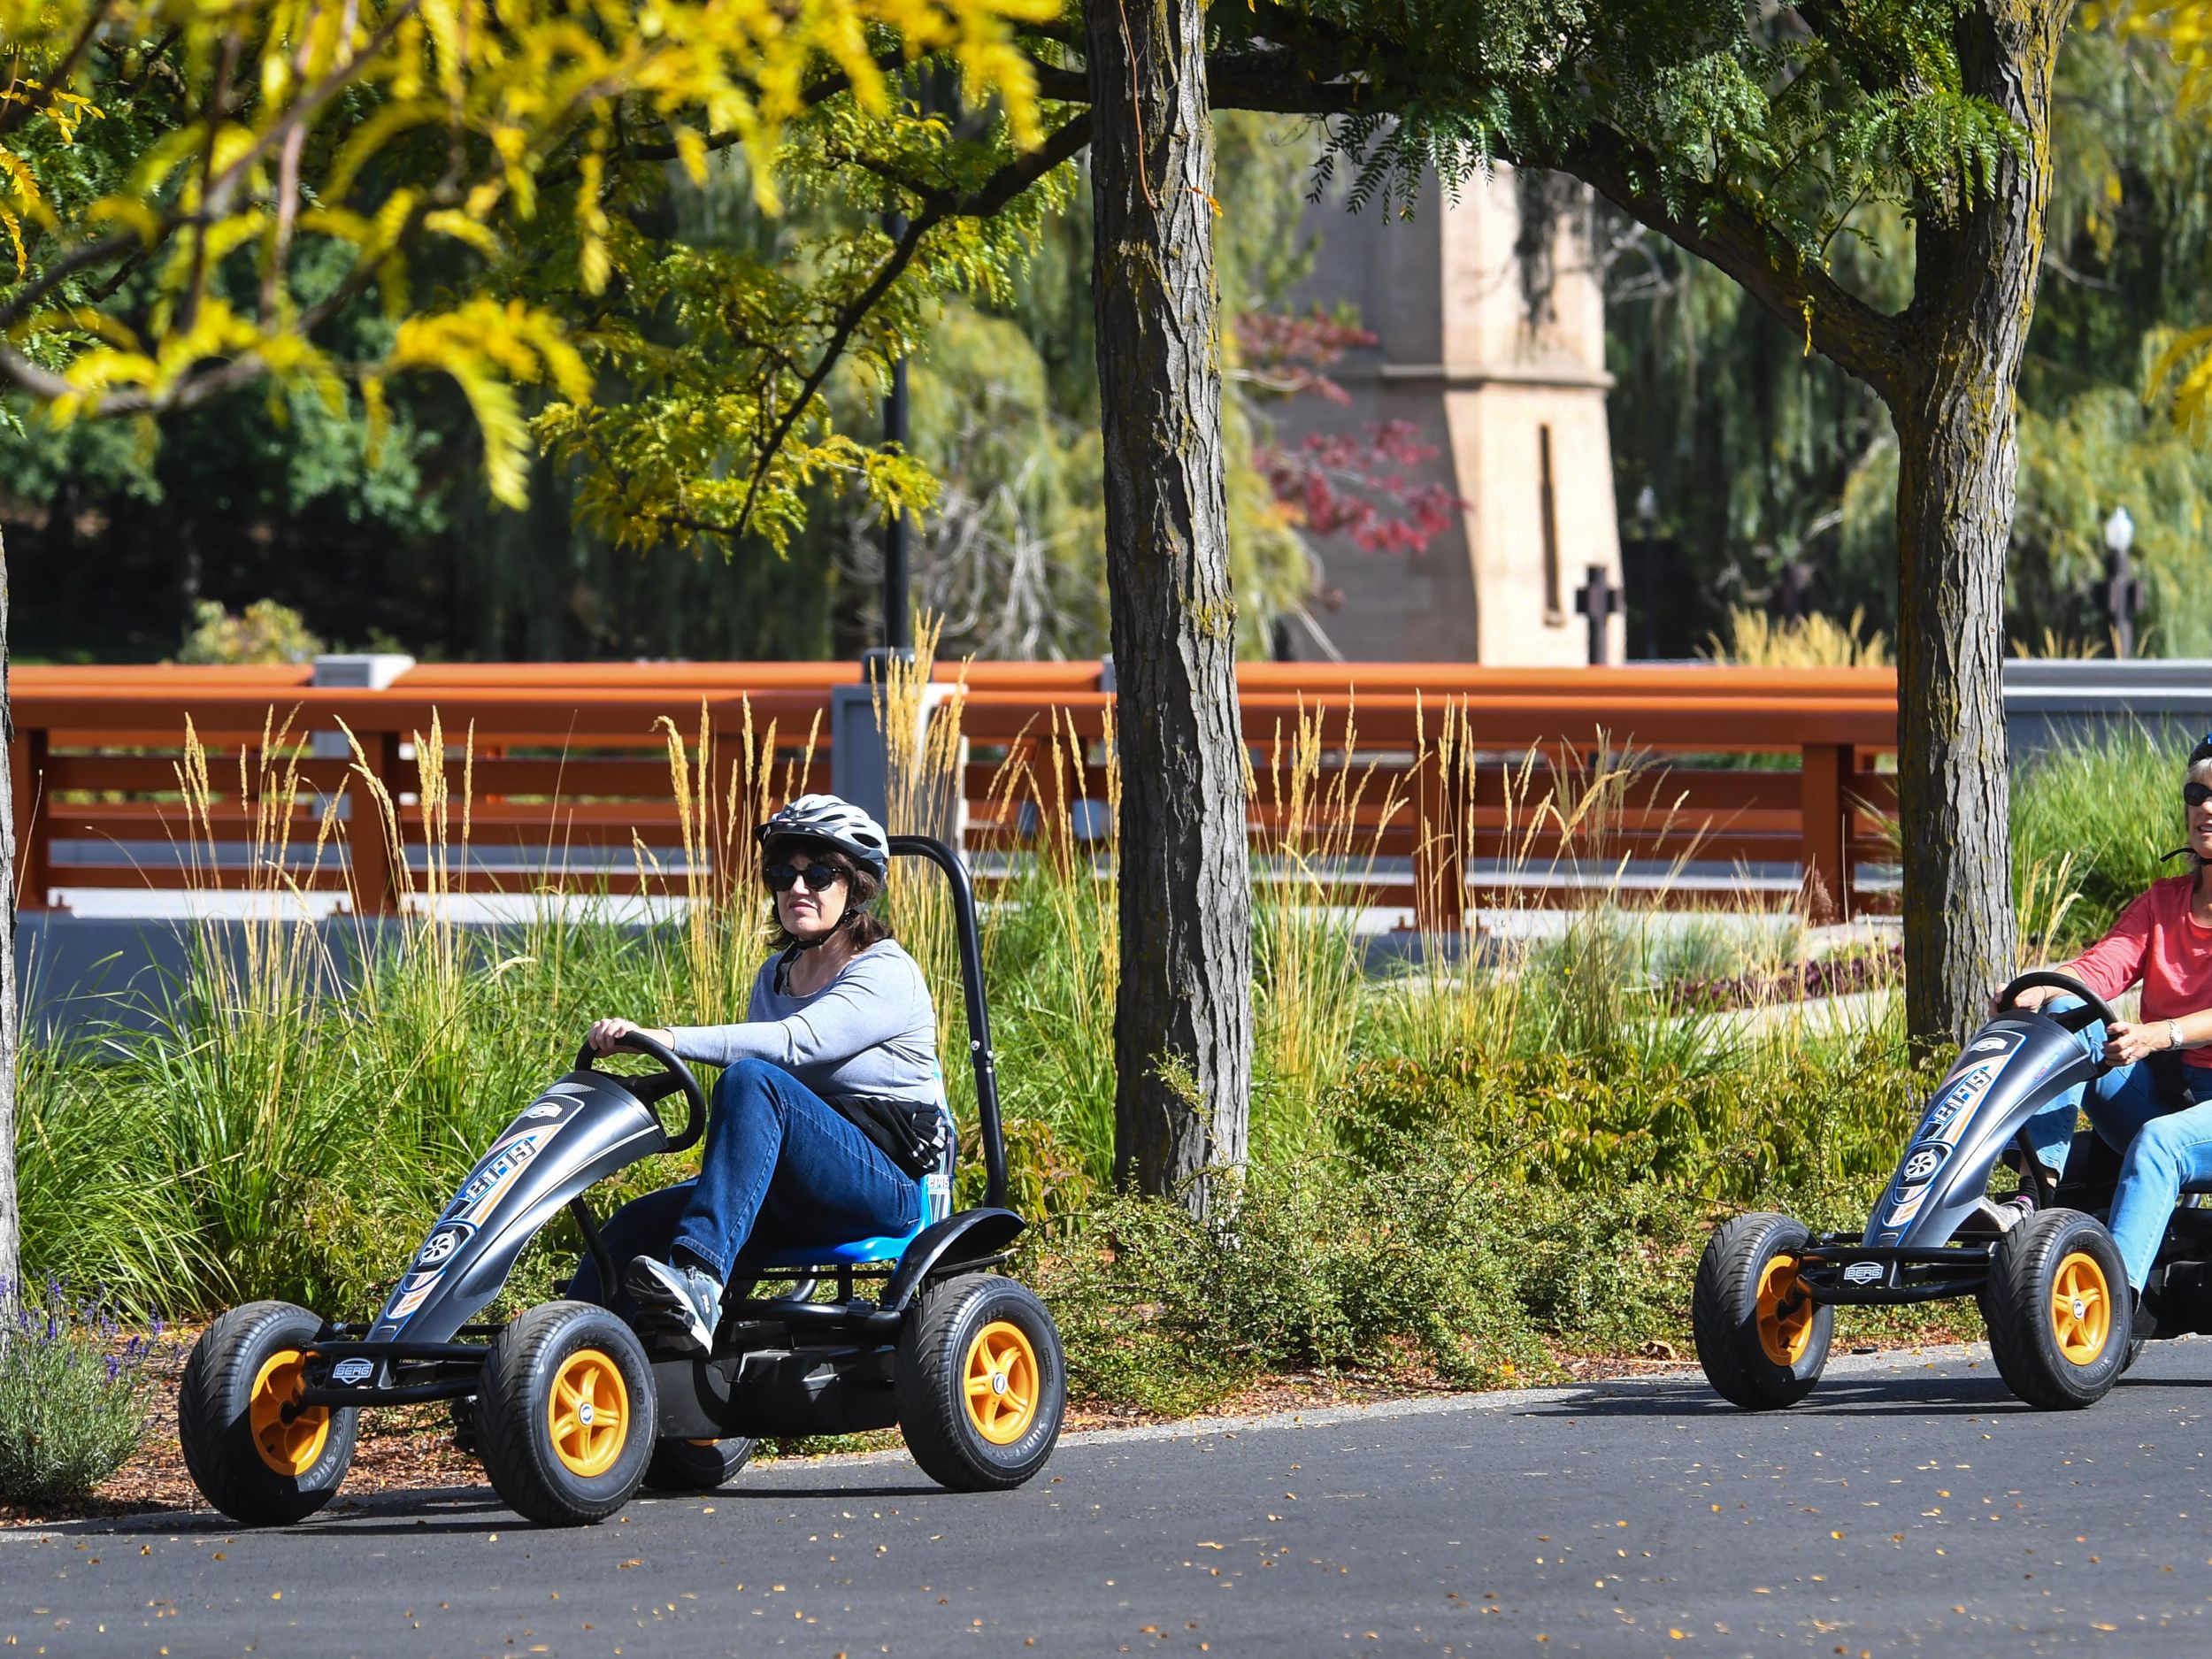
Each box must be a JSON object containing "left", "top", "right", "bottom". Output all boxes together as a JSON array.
[{"left": 7, "top": 662, "right": 1900, "bottom": 922}]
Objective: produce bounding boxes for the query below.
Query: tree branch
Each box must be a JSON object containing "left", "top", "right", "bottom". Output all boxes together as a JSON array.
[
  {"left": 1557, "top": 124, "right": 1908, "bottom": 395},
  {"left": 725, "top": 110, "right": 1093, "bottom": 541},
  {"left": 0, "top": 229, "right": 138, "bottom": 332},
  {"left": 1, "top": 1, "right": 422, "bottom": 335},
  {"left": 0, "top": 337, "right": 267, "bottom": 414}
]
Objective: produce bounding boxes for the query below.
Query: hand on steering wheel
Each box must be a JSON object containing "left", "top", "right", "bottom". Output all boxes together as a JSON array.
[
  {"left": 587, "top": 1017, "right": 674, "bottom": 1056},
  {"left": 575, "top": 1025, "right": 706, "bottom": 1154},
  {"left": 1994, "top": 970, "right": 2122, "bottom": 1037}
]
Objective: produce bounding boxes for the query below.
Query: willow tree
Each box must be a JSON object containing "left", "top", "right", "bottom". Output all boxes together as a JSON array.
[{"left": 0, "top": 0, "right": 1058, "bottom": 1299}]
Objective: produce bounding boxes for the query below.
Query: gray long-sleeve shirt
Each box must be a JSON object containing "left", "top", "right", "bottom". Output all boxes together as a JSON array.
[{"left": 666, "top": 940, "right": 941, "bottom": 1105}]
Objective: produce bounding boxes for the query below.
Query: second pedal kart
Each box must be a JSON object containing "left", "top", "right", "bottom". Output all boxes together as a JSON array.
[{"left": 1695, "top": 969, "right": 2211, "bottom": 1412}]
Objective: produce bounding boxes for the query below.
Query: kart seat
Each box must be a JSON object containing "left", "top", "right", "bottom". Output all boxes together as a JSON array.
[{"left": 757, "top": 1213, "right": 928, "bottom": 1272}]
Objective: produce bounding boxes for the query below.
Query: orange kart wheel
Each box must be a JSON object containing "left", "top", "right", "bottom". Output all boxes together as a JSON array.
[
  {"left": 896, "top": 1276, "right": 1065, "bottom": 1491},
  {"left": 1693, "top": 1213, "right": 1834, "bottom": 1409},
  {"left": 962, "top": 1320, "right": 1042, "bottom": 1445},
  {"left": 1755, "top": 1255, "right": 1817, "bottom": 1368},
  {"left": 476, "top": 1301, "right": 657, "bottom": 1525},
  {"left": 179, "top": 1302, "right": 358, "bottom": 1525},
  {"left": 249, "top": 1349, "right": 332, "bottom": 1477},
  {"left": 547, "top": 1349, "right": 630, "bottom": 1479},
  {"left": 1982, "top": 1210, "right": 2129, "bottom": 1409}
]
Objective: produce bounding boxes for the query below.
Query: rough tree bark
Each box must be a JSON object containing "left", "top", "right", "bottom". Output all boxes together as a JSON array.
[
  {"left": 0, "top": 528, "right": 17, "bottom": 1307},
  {"left": 1885, "top": 0, "right": 2064, "bottom": 1047},
  {"left": 1084, "top": 0, "right": 1252, "bottom": 1217}
]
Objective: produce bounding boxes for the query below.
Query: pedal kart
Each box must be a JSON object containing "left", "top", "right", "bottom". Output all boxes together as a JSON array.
[
  {"left": 1695, "top": 968, "right": 2212, "bottom": 1412},
  {"left": 177, "top": 834, "right": 1065, "bottom": 1525}
]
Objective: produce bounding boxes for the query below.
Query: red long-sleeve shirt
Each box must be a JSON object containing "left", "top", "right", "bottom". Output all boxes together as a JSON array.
[{"left": 2068, "top": 873, "right": 2212, "bottom": 1071}]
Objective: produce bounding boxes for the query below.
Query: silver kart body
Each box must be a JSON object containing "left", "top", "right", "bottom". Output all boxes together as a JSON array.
[
  {"left": 1792, "top": 1007, "right": 2099, "bottom": 1304},
  {"left": 1864, "top": 1013, "right": 2096, "bottom": 1250},
  {"left": 366, "top": 1070, "right": 669, "bottom": 1346}
]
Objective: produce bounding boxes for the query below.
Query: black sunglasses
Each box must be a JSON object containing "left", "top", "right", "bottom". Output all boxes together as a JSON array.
[
  {"left": 2187, "top": 783, "right": 2212, "bottom": 809},
  {"left": 764, "top": 861, "right": 848, "bottom": 894}
]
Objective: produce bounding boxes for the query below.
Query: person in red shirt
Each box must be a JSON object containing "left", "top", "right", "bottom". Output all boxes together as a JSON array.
[{"left": 2011, "top": 733, "right": 2212, "bottom": 1309}]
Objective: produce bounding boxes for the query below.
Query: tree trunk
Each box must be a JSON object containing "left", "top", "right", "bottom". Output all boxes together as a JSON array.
[
  {"left": 1893, "top": 0, "right": 2063, "bottom": 1049},
  {"left": 1084, "top": 0, "right": 1251, "bottom": 1217},
  {"left": 0, "top": 528, "right": 18, "bottom": 1308}
]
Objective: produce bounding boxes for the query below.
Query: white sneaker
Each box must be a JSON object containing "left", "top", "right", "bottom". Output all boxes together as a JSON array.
[{"left": 626, "top": 1256, "right": 722, "bottom": 1353}]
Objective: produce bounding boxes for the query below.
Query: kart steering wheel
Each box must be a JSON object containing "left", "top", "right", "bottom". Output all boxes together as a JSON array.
[
  {"left": 1994, "top": 969, "right": 2122, "bottom": 1037},
  {"left": 573, "top": 1029, "right": 707, "bottom": 1154}
]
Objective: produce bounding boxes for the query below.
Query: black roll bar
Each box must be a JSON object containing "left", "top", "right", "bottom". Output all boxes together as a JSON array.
[{"left": 889, "top": 834, "right": 1007, "bottom": 1211}]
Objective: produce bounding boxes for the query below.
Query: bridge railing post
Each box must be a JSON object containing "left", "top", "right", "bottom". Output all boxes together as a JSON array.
[{"left": 1798, "top": 741, "right": 1851, "bottom": 924}]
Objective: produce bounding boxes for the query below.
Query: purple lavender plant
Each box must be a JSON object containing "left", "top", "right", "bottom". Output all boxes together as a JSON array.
[{"left": 0, "top": 1283, "right": 167, "bottom": 1506}]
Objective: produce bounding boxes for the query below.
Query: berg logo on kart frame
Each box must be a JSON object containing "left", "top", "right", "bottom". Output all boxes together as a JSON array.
[
  {"left": 451, "top": 1129, "right": 552, "bottom": 1219},
  {"left": 332, "top": 1358, "right": 375, "bottom": 1386},
  {"left": 1916, "top": 1058, "right": 2006, "bottom": 1142},
  {"left": 1843, "top": 1260, "right": 1885, "bottom": 1286}
]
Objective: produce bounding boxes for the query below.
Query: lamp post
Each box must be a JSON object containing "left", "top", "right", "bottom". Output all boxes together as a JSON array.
[
  {"left": 831, "top": 210, "right": 918, "bottom": 825},
  {"left": 881, "top": 212, "right": 912, "bottom": 657},
  {"left": 2102, "top": 504, "right": 2140, "bottom": 660}
]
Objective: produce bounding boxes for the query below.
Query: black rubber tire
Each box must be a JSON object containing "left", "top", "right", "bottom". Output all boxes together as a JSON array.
[
  {"left": 1692, "top": 1212, "right": 1833, "bottom": 1410},
  {"left": 895, "top": 1276, "right": 1065, "bottom": 1492},
  {"left": 177, "top": 1301, "right": 357, "bottom": 1525},
  {"left": 1980, "top": 1208, "right": 2129, "bottom": 1409},
  {"left": 474, "top": 1301, "right": 657, "bottom": 1525},
  {"left": 643, "top": 1436, "right": 756, "bottom": 1491}
]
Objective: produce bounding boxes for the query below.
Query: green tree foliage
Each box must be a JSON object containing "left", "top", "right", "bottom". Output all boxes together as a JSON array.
[
  {"left": 1609, "top": 22, "right": 2212, "bottom": 658},
  {"left": 0, "top": 0, "right": 1058, "bottom": 523},
  {"left": 2, "top": 19, "right": 1333, "bottom": 664},
  {"left": 1187, "top": 0, "right": 2074, "bottom": 1041}
]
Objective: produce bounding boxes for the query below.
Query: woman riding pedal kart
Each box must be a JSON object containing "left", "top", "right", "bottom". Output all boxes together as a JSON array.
[
  {"left": 2001, "top": 732, "right": 2212, "bottom": 1335},
  {"left": 180, "top": 796, "right": 1063, "bottom": 1524},
  {"left": 584, "top": 793, "right": 953, "bottom": 1352}
]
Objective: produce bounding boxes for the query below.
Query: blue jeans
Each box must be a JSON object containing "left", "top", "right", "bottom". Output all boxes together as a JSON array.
[
  {"left": 595, "top": 1057, "right": 920, "bottom": 1286},
  {"left": 2022, "top": 999, "right": 2210, "bottom": 1289}
]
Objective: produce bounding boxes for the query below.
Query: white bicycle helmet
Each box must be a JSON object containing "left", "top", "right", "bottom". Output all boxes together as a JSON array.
[{"left": 757, "top": 793, "right": 891, "bottom": 879}]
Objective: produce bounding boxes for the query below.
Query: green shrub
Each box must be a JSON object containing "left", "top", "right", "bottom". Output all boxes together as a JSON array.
[
  {"left": 1039, "top": 1154, "right": 1554, "bottom": 1416},
  {"left": 0, "top": 1287, "right": 164, "bottom": 1506},
  {"left": 176, "top": 598, "right": 324, "bottom": 665}
]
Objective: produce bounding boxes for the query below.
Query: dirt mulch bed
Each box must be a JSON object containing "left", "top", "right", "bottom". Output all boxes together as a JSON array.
[{"left": 1669, "top": 948, "right": 1901, "bottom": 1013}]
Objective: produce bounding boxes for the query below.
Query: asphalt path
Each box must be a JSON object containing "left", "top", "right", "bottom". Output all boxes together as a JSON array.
[{"left": 7, "top": 1340, "right": 2212, "bottom": 1658}]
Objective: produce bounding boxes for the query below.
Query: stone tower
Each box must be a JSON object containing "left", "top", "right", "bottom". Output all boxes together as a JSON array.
[{"left": 1270, "top": 165, "right": 1624, "bottom": 664}]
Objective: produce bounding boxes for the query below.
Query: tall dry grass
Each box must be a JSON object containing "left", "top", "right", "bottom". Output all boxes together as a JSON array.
[
  {"left": 19, "top": 666, "right": 1929, "bottom": 1317},
  {"left": 1248, "top": 703, "right": 1403, "bottom": 1159},
  {"left": 1707, "top": 607, "right": 1891, "bottom": 668}
]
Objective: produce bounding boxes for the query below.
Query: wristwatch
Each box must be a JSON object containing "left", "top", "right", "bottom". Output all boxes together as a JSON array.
[{"left": 2170, "top": 1018, "right": 2187, "bottom": 1051}]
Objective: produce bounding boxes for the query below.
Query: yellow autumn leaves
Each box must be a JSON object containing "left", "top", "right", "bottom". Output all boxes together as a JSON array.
[{"left": 0, "top": 0, "right": 1055, "bottom": 506}]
